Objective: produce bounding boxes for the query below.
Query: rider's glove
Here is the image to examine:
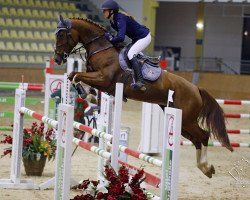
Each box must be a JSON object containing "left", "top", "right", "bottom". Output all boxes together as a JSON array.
[{"left": 105, "top": 32, "right": 113, "bottom": 42}]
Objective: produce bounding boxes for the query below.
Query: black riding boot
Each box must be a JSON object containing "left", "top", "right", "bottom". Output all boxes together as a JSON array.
[{"left": 129, "top": 57, "right": 146, "bottom": 91}]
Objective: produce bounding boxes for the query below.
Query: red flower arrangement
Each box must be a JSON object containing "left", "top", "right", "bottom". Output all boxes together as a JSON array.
[
  {"left": 71, "top": 164, "right": 155, "bottom": 200},
  {"left": 1, "top": 122, "right": 56, "bottom": 161},
  {"left": 74, "top": 97, "right": 89, "bottom": 121}
]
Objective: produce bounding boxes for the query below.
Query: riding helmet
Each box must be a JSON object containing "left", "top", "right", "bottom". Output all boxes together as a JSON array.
[{"left": 101, "top": 0, "right": 119, "bottom": 11}]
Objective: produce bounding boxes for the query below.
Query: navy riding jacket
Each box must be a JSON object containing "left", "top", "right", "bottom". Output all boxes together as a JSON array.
[{"left": 109, "top": 13, "right": 149, "bottom": 44}]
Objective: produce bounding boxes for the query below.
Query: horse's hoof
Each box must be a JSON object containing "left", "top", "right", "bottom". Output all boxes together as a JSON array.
[
  {"left": 210, "top": 165, "right": 215, "bottom": 174},
  {"left": 204, "top": 165, "right": 215, "bottom": 178},
  {"left": 205, "top": 171, "right": 213, "bottom": 178},
  {"left": 84, "top": 106, "right": 93, "bottom": 116},
  {"left": 198, "top": 162, "right": 216, "bottom": 178},
  {"left": 79, "top": 93, "right": 87, "bottom": 99}
]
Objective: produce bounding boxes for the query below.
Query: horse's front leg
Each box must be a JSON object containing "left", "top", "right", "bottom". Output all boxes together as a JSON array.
[{"left": 68, "top": 71, "right": 110, "bottom": 87}]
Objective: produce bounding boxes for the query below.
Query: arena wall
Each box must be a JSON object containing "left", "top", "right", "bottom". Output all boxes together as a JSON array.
[
  {"left": 0, "top": 68, "right": 249, "bottom": 100},
  {"left": 0, "top": 68, "right": 65, "bottom": 83},
  {"left": 195, "top": 72, "right": 250, "bottom": 99},
  {"left": 173, "top": 71, "right": 250, "bottom": 99}
]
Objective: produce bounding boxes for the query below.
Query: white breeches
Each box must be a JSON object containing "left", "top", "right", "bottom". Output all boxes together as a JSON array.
[{"left": 127, "top": 33, "right": 152, "bottom": 60}]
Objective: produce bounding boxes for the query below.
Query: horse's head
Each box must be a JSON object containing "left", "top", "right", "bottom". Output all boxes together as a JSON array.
[{"left": 54, "top": 15, "right": 79, "bottom": 65}]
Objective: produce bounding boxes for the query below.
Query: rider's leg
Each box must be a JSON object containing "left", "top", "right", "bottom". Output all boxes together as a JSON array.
[
  {"left": 127, "top": 33, "right": 151, "bottom": 90},
  {"left": 129, "top": 56, "right": 145, "bottom": 90}
]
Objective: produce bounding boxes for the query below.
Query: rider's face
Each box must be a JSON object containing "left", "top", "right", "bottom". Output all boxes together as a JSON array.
[{"left": 102, "top": 9, "right": 110, "bottom": 19}]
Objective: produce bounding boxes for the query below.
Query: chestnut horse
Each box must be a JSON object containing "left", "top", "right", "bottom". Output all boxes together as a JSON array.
[{"left": 54, "top": 17, "right": 233, "bottom": 178}]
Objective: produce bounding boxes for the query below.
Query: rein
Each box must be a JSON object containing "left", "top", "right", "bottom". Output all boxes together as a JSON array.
[
  {"left": 55, "top": 20, "right": 115, "bottom": 67},
  {"left": 85, "top": 34, "right": 104, "bottom": 46},
  {"left": 69, "top": 33, "right": 114, "bottom": 61},
  {"left": 83, "top": 34, "right": 114, "bottom": 60},
  {"left": 87, "top": 45, "right": 114, "bottom": 60}
]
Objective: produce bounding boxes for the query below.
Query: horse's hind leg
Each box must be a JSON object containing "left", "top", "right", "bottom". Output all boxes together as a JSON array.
[
  {"left": 182, "top": 126, "right": 215, "bottom": 178},
  {"left": 198, "top": 144, "right": 215, "bottom": 178}
]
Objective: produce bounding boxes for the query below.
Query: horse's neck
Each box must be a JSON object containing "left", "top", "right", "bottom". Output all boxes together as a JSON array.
[
  {"left": 78, "top": 27, "right": 94, "bottom": 45},
  {"left": 74, "top": 21, "right": 103, "bottom": 45},
  {"left": 74, "top": 21, "right": 126, "bottom": 90}
]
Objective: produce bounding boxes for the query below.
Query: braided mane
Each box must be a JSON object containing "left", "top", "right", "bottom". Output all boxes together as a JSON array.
[{"left": 70, "top": 17, "right": 107, "bottom": 32}]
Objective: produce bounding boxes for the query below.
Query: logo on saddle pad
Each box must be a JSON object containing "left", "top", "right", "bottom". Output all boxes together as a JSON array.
[{"left": 118, "top": 47, "right": 162, "bottom": 81}]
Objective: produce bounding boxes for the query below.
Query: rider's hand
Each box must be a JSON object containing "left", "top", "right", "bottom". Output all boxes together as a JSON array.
[{"left": 105, "top": 32, "right": 113, "bottom": 42}]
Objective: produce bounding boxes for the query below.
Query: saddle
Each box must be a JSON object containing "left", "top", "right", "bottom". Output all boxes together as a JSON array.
[
  {"left": 118, "top": 45, "right": 162, "bottom": 81},
  {"left": 137, "top": 53, "right": 160, "bottom": 66}
]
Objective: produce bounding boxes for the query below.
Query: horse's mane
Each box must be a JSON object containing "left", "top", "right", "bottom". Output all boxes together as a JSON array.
[
  {"left": 70, "top": 17, "right": 107, "bottom": 32},
  {"left": 70, "top": 17, "right": 125, "bottom": 51}
]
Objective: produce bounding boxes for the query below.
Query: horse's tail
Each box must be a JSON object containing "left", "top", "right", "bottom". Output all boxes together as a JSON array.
[{"left": 198, "top": 88, "right": 233, "bottom": 152}]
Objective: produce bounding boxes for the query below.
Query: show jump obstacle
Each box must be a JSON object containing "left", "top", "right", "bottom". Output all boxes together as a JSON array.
[
  {"left": 140, "top": 98, "right": 250, "bottom": 154},
  {"left": 0, "top": 83, "right": 182, "bottom": 200}
]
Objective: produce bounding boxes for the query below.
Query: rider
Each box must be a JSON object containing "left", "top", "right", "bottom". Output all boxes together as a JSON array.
[{"left": 101, "top": 0, "right": 151, "bottom": 91}]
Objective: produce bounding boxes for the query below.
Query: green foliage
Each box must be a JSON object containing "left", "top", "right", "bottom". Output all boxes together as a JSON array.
[
  {"left": 1, "top": 122, "right": 56, "bottom": 161},
  {"left": 22, "top": 122, "right": 56, "bottom": 161}
]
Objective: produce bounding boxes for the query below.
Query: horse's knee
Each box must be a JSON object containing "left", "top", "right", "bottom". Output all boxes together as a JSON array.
[{"left": 68, "top": 71, "right": 77, "bottom": 82}]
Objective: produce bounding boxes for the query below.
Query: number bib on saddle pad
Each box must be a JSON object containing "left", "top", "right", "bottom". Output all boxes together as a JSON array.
[{"left": 118, "top": 47, "right": 162, "bottom": 81}]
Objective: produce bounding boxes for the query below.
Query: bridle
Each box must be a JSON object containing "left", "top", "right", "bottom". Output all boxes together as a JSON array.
[
  {"left": 55, "top": 27, "right": 114, "bottom": 62},
  {"left": 55, "top": 28, "right": 78, "bottom": 61}
]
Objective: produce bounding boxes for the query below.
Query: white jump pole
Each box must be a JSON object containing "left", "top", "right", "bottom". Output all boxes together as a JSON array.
[
  {"left": 160, "top": 90, "right": 182, "bottom": 200},
  {"left": 97, "top": 92, "right": 113, "bottom": 181},
  {"left": 40, "top": 73, "right": 73, "bottom": 190},
  {"left": 0, "top": 89, "right": 38, "bottom": 189},
  {"left": 54, "top": 104, "right": 74, "bottom": 200},
  {"left": 111, "top": 83, "right": 123, "bottom": 172}
]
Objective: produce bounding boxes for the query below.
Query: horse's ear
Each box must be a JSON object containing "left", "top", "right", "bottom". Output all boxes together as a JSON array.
[{"left": 59, "top": 15, "right": 64, "bottom": 23}]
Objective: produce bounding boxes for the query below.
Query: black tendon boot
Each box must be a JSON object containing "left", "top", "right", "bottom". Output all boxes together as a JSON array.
[
  {"left": 129, "top": 57, "right": 146, "bottom": 91},
  {"left": 73, "top": 82, "right": 87, "bottom": 99}
]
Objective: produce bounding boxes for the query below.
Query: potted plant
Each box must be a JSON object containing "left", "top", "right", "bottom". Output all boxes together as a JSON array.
[
  {"left": 71, "top": 164, "right": 158, "bottom": 200},
  {"left": 1, "top": 122, "right": 56, "bottom": 176}
]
